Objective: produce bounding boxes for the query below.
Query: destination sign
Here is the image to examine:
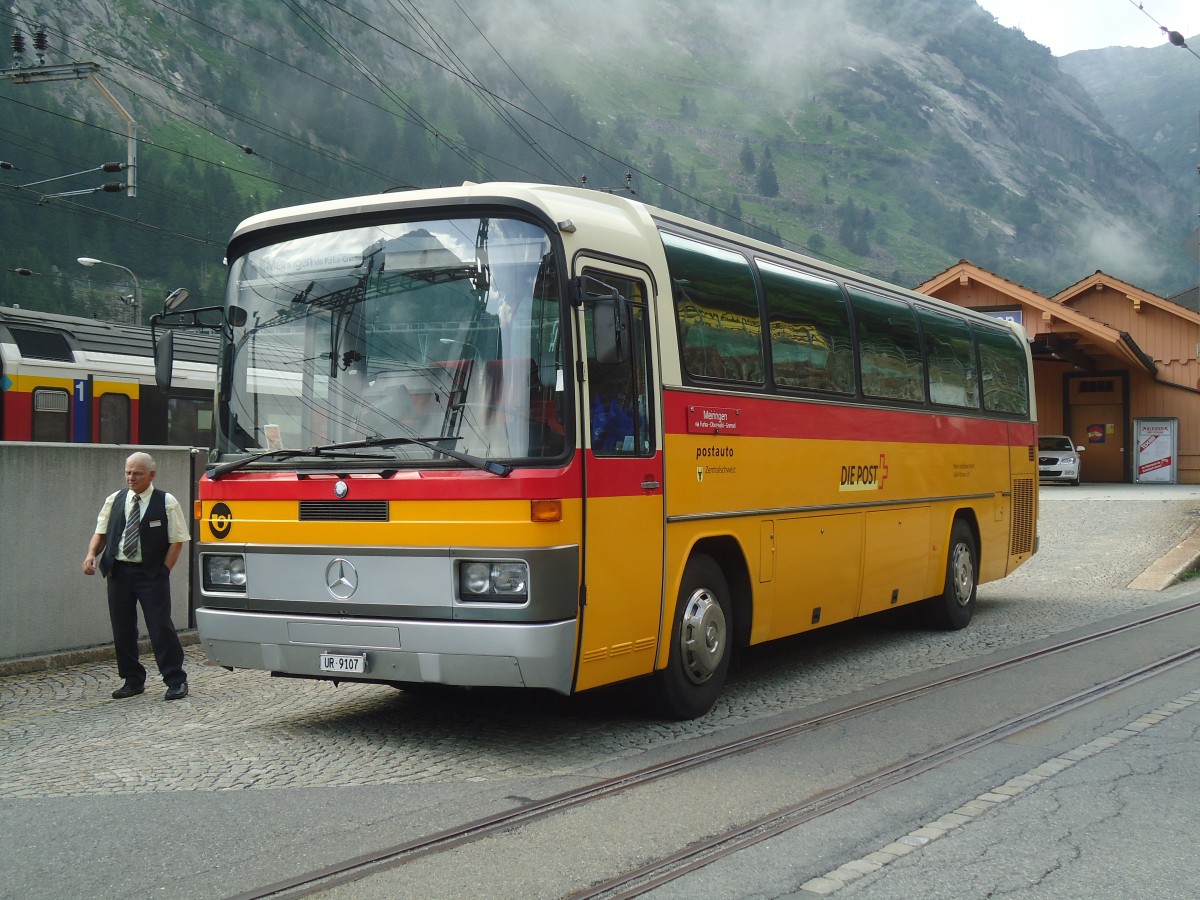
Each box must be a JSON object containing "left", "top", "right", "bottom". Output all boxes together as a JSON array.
[{"left": 688, "top": 406, "right": 740, "bottom": 434}]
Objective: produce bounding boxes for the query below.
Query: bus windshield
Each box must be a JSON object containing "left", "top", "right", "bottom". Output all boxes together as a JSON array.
[{"left": 216, "top": 215, "right": 567, "bottom": 468}]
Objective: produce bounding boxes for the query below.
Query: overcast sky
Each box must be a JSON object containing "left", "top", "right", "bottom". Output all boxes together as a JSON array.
[{"left": 975, "top": 0, "right": 1196, "bottom": 56}]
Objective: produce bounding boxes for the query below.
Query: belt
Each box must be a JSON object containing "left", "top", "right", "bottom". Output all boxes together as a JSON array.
[{"left": 113, "top": 559, "right": 143, "bottom": 567}]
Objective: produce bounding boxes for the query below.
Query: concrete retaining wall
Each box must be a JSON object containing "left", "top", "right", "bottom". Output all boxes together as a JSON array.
[{"left": 0, "top": 443, "right": 202, "bottom": 667}]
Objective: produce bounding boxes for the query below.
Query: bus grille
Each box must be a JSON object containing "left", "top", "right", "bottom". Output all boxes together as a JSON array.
[
  {"left": 1009, "top": 477, "right": 1035, "bottom": 556},
  {"left": 299, "top": 501, "right": 389, "bottom": 522}
]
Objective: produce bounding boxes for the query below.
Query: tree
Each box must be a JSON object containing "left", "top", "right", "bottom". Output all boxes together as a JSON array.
[
  {"left": 756, "top": 155, "right": 779, "bottom": 197},
  {"left": 650, "top": 139, "right": 676, "bottom": 187},
  {"left": 613, "top": 114, "right": 638, "bottom": 147},
  {"left": 723, "top": 195, "right": 743, "bottom": 231},
  {"left": 740, "top": 138, "right": 756, "bottom": 174}
]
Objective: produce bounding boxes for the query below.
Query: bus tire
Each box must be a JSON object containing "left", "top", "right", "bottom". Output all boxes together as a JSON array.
[
  {"left": 652, "top": 554, "right": 731, "bottom": 720},
  {"left": 922, "top": 520, "right": 977, "bottom": 630}
]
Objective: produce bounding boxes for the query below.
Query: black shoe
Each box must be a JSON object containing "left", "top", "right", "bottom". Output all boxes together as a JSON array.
[
  {"left": 112, "top": 682, "right": 145, "bottom": 699},
  {"left": 164, "top": 682, "right": 189, "bottom": 701}
]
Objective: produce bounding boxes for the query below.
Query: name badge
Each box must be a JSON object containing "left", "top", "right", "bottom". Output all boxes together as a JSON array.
[{"left": 149, "top": 519, "right": 163, "bottom": 527}]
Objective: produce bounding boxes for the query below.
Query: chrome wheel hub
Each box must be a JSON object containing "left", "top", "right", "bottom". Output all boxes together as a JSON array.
[
  {"left": 951, "top": 543, "right": 974, "bottom": 607},
  {"left": 679, "top": 587, "right": 726, "bottom": 684}
]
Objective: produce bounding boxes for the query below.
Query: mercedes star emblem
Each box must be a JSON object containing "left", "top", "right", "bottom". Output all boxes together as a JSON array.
[{"left": 325, "top": 558, "right": 359, "bottom": 600}]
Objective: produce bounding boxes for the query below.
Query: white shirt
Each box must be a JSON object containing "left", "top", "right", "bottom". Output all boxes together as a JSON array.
[{"left": 94, "top": 486, "right": 191, "bottom": 563}]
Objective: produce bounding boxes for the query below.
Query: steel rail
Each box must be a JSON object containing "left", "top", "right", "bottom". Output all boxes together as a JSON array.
[
  {"left": 572, "top": 642, "right": 1200, "bottom": 898},
  {"left": 229, "top": 596, "right": 1200, "bottom": 900}
]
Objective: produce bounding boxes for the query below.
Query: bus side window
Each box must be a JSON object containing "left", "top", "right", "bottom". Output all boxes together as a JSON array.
[
  {"left": 759, "top": 260, "right": 854, "bottom": 394},
  {"left": 919, "top": 309, "right": 980, "bottom": 408},
  {"left": 662, "top": 232, "right": 764, "bottom": 385},
  {"left": 975, "top": 324, "right": 1030, "bottom": 415},
  {"left": 847, "top": 287, "right": 925, "bottom": 403}
]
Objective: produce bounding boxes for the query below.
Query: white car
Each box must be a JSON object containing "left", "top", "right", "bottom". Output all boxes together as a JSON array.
[{"left": 1038, "top": 435, "right": 1083, "bottom": 485}]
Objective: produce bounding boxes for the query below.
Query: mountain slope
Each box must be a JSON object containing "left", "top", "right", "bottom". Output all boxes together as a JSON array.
[
  {"left": 0, "top": 0, "right": 1194, "bottom": 319},
  {"left": 1060, "top": 37, "right": 1200, "bottom": 204}
]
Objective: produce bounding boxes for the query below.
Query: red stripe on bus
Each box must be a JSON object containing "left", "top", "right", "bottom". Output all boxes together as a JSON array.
[
  {"left": 665, "top": 390, "right": 1034, "bottom": 446},
  {"left": 200, "top": 454, "right": 585, "bottom": 502}
]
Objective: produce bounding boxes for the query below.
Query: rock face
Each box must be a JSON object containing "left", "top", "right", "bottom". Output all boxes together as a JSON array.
[{"left": 1061, "top": 40, "right": 1200, "bottom": 200}]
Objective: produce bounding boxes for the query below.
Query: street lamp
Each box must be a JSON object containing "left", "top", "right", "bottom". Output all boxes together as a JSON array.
[{"left": 78, "top": 256, "right": 140, "bottom": 324}]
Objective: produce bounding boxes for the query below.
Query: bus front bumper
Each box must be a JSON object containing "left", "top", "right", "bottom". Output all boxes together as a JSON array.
[{"left": 195, "top": 607, "right": 578, "bottom": 695}]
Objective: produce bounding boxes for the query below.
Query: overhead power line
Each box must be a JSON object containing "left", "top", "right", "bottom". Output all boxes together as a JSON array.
[{"left": 1122, "top": 0, "right": 1200, "bottom": 62}]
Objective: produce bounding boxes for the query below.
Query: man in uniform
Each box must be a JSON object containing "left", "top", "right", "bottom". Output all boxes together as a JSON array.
[{"left": 82, "top": 451, "right": 190, "bottom": 700}]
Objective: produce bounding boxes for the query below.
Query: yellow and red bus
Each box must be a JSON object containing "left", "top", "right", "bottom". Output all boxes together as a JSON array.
[{"left": 188, "top": 182, "right": 1037, "bottom": 718}]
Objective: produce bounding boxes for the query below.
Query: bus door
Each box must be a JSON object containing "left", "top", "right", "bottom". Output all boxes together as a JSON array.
[{"left": 574, "top": 263, "right": 664, "bottom": 692}]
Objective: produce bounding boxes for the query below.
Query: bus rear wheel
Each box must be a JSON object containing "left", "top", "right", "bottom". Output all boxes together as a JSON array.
[
  {"left": 922, "top": 520, "right": 977, "bottom": 630},
  {"left": 651, "top": 554, "right": 731, "bottom": 720}
]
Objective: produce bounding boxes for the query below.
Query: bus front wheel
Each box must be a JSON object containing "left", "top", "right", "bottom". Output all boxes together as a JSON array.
[
  {"left": 922, "top": 520, "right": 977, "bottom": 630},
  {"left": 652, "top": 554, "right": 731, "bottom": 720}
]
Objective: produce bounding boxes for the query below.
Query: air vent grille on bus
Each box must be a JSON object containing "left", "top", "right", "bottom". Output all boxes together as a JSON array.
[
  {"left": 1028, "top": 444, "right": 1035, "bottom": 462},
  {"left": 1009, "top": 477, "right": 1035, "bottom": 556},
  {"left": 299, "top": 501, "right": 389, "bottom": 522}
]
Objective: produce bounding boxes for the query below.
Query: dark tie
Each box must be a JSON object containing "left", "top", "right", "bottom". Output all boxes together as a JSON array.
[{"left": 122, "top": 493, "right": 141, "bottom": 559}]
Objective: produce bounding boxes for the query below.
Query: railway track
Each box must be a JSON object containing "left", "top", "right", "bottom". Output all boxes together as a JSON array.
[{"left": 231, "top": 597, "right": 1200, "bottom": 899}]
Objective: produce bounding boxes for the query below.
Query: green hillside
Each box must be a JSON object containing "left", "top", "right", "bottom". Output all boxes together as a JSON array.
[{"left": 1, "top": 0, "right": 1195, "bottom": 323}]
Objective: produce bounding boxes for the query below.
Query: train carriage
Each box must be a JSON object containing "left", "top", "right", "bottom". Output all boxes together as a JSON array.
[{"left": 0, "top": 306, "right": 216, "bottom": 446}]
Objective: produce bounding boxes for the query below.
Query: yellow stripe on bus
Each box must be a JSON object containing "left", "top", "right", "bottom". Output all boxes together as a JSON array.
[{"left": 198, "top": 498, "right": 583, "bottom": 548}]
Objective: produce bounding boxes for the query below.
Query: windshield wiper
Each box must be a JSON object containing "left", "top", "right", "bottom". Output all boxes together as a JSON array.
[
  {"left": 208, "top": 443, "right": 401, "bottom": 479},
  {"left": 364, "top": 434, "right": 512, "bottom": 477},
  {"left": 207, "top": 435, "right": 511, "bottom": 480}
]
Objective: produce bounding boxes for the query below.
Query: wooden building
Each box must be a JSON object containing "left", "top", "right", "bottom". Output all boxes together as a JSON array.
[{"left": 919, "top": 262, "right": 1200, "bottom": 484}]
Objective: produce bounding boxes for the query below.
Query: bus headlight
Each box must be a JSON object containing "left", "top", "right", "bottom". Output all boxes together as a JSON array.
[
  {"left": 458, "top": 560, "right": 528, "bottom": 602},
  {"left": 203, "top": 554, "right": 247, "bottom": 592}
]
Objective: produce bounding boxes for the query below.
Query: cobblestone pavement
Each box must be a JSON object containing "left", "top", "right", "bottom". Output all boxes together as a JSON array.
[{"left": 3, "top": 485, "right": 1199, "bottom": 800}]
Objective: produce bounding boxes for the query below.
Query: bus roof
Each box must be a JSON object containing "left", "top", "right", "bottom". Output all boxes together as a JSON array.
[{"left": 226, "top": 181, "right": 1029, "bottom": 341}]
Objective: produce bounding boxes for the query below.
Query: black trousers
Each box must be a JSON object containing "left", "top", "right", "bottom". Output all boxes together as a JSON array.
[{"left": 106, "top": 561, "right": 186, "bottom": 688}]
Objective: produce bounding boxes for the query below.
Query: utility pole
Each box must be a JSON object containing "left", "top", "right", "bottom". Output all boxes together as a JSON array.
[{"left": 4, "top": 26, "right": 137, "bottom": 197}]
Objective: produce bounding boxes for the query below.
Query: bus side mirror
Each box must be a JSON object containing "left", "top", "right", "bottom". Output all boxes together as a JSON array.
[
  {"left": 593, "top": 295, "right": 630, "bottom": 365},
  {"left": 219, "top": 343, "right": 235, "bottom": 403},
  {"left": 163, "top": 287, "right": 190, "bottom": 311},
  {"left": 154, "top": 330, "right": 174, "bottom": 391}
]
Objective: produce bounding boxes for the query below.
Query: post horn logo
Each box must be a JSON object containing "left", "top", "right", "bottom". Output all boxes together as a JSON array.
[{"left": 209, "top": 502, "right": 233, "bottom": 539}]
